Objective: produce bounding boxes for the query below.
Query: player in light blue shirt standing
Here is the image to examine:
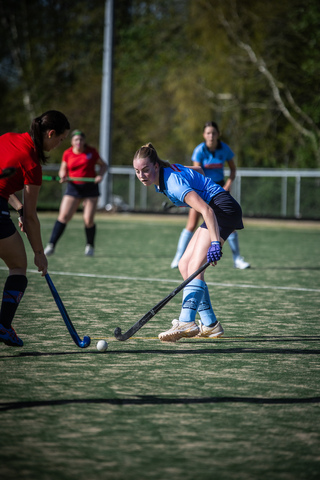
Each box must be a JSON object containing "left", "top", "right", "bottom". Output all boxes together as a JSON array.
[
  {"left": 170, "top": 121, "right": 250, "bottom": 270},
  {"left": 133, "top": 143, "right": 244, "bottom": 342}
]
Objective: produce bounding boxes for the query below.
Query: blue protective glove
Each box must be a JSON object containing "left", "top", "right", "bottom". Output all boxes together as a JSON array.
[{"left": 207, "top": 241, "right": 222, "bottom": 263}]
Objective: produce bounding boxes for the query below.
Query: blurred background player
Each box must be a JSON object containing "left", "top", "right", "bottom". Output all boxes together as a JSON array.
[
  {"left": 133, "top": 143, "right": 244, "bottom": 342},
  {"left": 171, "top": 121, "right": 250, "bottom": 270},
  {"left": 44, "top": 130, "right": 107, "bottom": 257},
  {"left": 0, "top": 110, "right": 70, "bottom": 347}
]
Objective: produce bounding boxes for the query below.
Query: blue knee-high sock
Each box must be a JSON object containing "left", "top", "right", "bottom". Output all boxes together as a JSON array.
[
  {"left": 0, "top": 275, "right": 28, "bottom": 329},
  {"left": 179, "top": 279, "right": 205, "bottom": 323},
  {"left": 172, "top": 229, "right": 193, "bottom": 262},
  {"left": 227, "top": 231, "right": 240, "bottom": 261},
  {"left": 198, "top": 283, "right": 217, "bottom": 327}
]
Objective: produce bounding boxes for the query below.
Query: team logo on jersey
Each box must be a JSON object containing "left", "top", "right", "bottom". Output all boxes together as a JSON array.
[{"left": 204, "top": 162, "right": 223, "bottom": 169}]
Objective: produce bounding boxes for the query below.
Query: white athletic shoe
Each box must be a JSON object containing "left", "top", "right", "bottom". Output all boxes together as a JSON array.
[
  {"left": 170, "top": 255, "right": 180, "bottom": 269},
  {"left": 197, "top": 321, "right": 224, "bottom": 338},
  {"left": 85, "top": 244, "right": 94, "bottom": 256},
  {"left": 159, "top": 319, "right": 199, "bottom": 342},
  {"left": 170, "top": 258, "right": 179, "bottom": 268},
  {"left": 44, "top": 243, "right": 55, "bottom": 256},
  {"left": 234, "top": 256, "right": 250, "bottom": 269}
]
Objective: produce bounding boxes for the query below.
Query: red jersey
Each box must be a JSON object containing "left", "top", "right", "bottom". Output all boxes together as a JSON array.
[
  {"left": 0, "top": 132, "right": 42, "bottom": 200},
  {"left": 62, "top": 146, "right": 100, "bottom": 184}
]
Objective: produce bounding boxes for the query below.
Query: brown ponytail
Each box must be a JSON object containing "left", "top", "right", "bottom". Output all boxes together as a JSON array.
[
  {"left": 133, "top": 143, "right": 171, "bottom": 168},
  {"left": 30, "top": 110, "right": 70, "bottom": 164}
]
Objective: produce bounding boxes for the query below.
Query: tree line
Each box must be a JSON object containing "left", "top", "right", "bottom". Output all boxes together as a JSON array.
[{"left": 0, "top": 0, "right": 319, "bottom": 168}]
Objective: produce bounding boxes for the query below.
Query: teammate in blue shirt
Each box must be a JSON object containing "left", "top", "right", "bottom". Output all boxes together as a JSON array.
[
  {"left": 133, "top": 143, "right": 244, "bottom": 342},
  {"left": 171, "top": 121, "right": 250, "bottom": 270}
]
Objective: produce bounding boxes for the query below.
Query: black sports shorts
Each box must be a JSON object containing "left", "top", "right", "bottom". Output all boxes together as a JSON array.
[
  {"left": 200, "top": 191, "right": 244, "bottom": 241},
  {"left": 0, "top": 196, "right": 16, "bottom": 239},
  {"left": 65, "top": 181, "right": 100, "bottom": 199}
]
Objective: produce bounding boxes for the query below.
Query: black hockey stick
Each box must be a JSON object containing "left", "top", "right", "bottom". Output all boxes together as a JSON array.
[
  {"left": 0, "top": 167, "right": 16, "bottom": 179},
  {"left": 114, "top": 261, "right": 211, "bottom": 341},
  {"left": 45, "top": 273, "right": 91, "bottom": 348}
]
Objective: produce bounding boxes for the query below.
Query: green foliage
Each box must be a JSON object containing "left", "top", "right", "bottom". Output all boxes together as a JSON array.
[
  {"left": 0, "top": 0, "right": 104, "bottom": 131},
  {"left": 0, "top": 0, "right": 319, "bottom": 169}
]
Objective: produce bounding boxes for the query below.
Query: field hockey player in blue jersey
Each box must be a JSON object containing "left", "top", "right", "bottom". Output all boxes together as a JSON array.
[
  {"left": 171, "top": 121, "right": 250, "bottom": 270},
  {"left": 133, "top": 143, "right": 244, "bottom": 342}
]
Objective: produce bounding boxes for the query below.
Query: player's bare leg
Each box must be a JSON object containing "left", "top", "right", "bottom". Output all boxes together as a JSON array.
[
  {"left": 0, "top": 232, "right": 28, "bottom": 346},
  {"left": 44, "top": 196, "right": 81, "bottom": 256},
  {"left": 170, "top": 209, "right": 201, "bottom": 269},
  {"left": 159, "top": 228, "right": 225, "bottom": 342}
]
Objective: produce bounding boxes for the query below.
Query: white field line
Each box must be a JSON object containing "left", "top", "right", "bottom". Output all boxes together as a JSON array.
[{"left": 1, "top": 266, "right": 319, "bottom": 293}]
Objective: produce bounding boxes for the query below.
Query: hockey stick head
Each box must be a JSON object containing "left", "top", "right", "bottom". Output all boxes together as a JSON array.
[
  {"left": 79, "top": 335, "right": 91, "bottom": 348},
  {"left": 114, "top": 327, "right": 123, "bottom": 340},
  {"left": 0, "top": 167, "right": 16, "bottom": 179}
]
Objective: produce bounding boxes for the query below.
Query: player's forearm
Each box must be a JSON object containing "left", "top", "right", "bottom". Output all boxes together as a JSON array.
[
  {"left": 24, "top": 214, "right": 44, "bottom": 254},
  {"left": 58, "top": 162, "right": 68, "bottom": 179},
  {"left": 8, "top": 194, "right": 23, "bottom": 211},
  {"left": 202, "top": 206, "right": 221, "bottom": 242},
  {"left": 98, "top": 162, "right": 108, "bottom": 176},
  {"left": 224, "top": 178, "right": 233, "bottom": 191},
  {"left": 224, "top": 163, "right": 236, "bottom": 190}
]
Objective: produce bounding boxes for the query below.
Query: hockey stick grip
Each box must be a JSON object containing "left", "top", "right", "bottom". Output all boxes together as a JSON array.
[
  {"left": 114, "top": 261, "right": 210, "bottom": 341},
  {"left": 42, "top": 175, "right": 96, "bottom": 182}
]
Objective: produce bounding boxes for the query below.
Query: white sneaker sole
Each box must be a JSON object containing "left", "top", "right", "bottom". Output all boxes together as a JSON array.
[
  {"left": 197, "top": 322, "right": 224, "bottom": 338},
  {"left": 159, "top": 326, "right": 199, "bottom": 342}
]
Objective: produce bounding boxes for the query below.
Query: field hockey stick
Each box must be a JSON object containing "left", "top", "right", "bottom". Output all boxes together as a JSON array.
[
  {"left": 114, "top": 261, "right": 211, "bottom": 341},
  {"left": 45, "top": 273, "right": 91, "bottom": 348},
  {"left": 0, "top": 167, "right": 16, "bottom": 179},
  {"left": 42, "top": 175, "right": 96, "bottom": 182}
]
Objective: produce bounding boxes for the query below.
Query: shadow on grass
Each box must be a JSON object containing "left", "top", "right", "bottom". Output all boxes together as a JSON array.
[
  {"left": 1, "top": 337, "right": 320, "bottom": 359},
  {"left": 1, "top": 395, "right": 320, "bottom": 411},
  {"left": 211, "top": 336, "right": 320, "bottom": 344},
  {"left": 254, "top": 266, "right": 320, "bottom": 271}
]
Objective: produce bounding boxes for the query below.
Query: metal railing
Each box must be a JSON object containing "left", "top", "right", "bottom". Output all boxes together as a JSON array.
[
  {"left": 43, "top": 165, "right": 320, "bottom": 218},
  {"left": 232, "top": 168, "right": 320, "bottom": 218}
]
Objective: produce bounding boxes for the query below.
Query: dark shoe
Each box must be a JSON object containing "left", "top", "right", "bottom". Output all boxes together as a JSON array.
[{"left": 0, "top": 323, "right": 23, "bottom": 347}]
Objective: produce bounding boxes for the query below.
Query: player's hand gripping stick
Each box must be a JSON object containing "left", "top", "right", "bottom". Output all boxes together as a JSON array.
[{"left": 207, "top": 241, "right": 222, "bottom": 264}]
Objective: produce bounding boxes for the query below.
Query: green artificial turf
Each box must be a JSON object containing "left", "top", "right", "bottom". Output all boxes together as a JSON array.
[{"left": 1, "top": 213, "right": 320, "bottom": 480}]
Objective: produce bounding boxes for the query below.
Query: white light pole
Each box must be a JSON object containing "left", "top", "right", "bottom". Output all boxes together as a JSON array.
[{"left": 98, "top": 0, "right": 114, "bottom": 208}]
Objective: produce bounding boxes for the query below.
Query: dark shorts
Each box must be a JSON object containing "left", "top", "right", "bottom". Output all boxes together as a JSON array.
[
  {"left": 200, "top": 191, "right": 244, "bottom": 241},
  {"left": 65, "top": 182, "right": 100, "bottom": 199},
  {"left": 0, "top": 197, "right": 16, "bottom": 239}
]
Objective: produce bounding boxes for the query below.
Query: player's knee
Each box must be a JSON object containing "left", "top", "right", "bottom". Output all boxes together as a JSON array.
[{"left": 178, "top": 258, "right": 188, "bottom": 279}]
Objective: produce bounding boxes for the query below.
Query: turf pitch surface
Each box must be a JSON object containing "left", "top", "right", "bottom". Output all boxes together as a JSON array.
[{"left": 1, "top": 213, "right": 320, "bottom": 480}]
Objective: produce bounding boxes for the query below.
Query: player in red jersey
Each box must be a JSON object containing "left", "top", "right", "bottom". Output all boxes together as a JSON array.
[
  {"left": 44, "top": 130, "right": 107, "bottom": 257},
  {"left": 0, "top": 110, "right": 70, "bottom": 347}
]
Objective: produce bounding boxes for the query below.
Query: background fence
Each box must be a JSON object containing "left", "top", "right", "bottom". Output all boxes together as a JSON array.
[{"left": 41, "top": 165, "right": 320, "bottom": 220}]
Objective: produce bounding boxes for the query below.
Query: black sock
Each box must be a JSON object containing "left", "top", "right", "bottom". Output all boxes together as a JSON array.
[
  {"left": 85, "top": 224, "right": 96, "bottom": 247},
  {"left": 49, "top": 220, "right": 66, "bottom": 245},
  {"left": 0, "top": 275, "right": 28, "bottom": 329}
]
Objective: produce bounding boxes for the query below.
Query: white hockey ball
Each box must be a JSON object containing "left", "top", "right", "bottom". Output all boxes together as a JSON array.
[{"left": 96, "top": 340, "right": 108, "bottom": 352}]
